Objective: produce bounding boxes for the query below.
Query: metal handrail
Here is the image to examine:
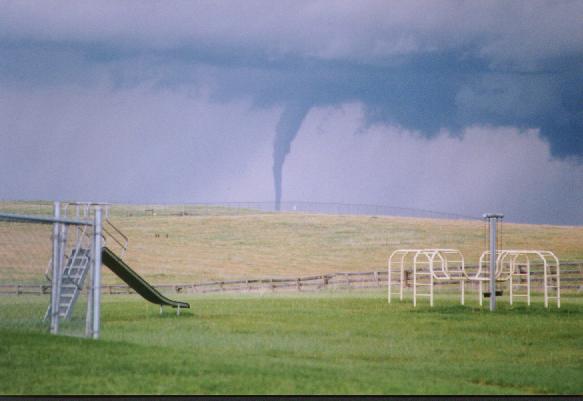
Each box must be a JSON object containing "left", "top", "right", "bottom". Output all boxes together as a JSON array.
[
  {"left": 44, "top": 259, "right": 53, "bottom": 282},
  {"left": 103, "top": 219, "right": 128, "bottom": 257}
]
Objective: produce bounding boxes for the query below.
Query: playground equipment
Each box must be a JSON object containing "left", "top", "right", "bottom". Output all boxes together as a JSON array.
[
  {"left": 101, "top": 247, "right": 189, "bottom": 312},
  {"left": 499, "top": 250, "right": 559, "bottom": 308},
  {"left": 462, "top": 250, "right": 511, "bottom": 306},
  {"left": 388, "top": 214, "right": 561, "bottom": 309},
  {"left": 0, "top": 201, "right": 190, "bottom": 339},
  {"left": 388, "top": 248, "right": 465, "bottom": 306},
  {"left": 462, "top": 250, "right": 561, "bottom": 308}
]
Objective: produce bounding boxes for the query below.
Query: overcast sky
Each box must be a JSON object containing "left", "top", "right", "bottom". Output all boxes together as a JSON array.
[{"left": 1, "top": 0, "right": 582, "bottom": 225}]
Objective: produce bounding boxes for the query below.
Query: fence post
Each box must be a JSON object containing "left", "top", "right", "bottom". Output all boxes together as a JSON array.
[{"left": 50, "top": 201, "right": 62, "bottom": 335}]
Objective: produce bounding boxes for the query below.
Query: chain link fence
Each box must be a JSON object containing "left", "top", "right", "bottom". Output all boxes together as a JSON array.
[
  {"left": 0, "top": 200, "right": 581, "bottom": 326},
  {"left": 0, "top": 211, "right": 95, "bottom": 337}
]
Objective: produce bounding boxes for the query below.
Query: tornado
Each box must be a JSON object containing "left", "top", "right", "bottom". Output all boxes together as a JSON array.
[{"left": 272, "top": 103, "right": 311, "bottom": 211}]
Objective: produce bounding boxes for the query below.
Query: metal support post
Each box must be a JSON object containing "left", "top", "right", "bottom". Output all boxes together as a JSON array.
[
  {"left": 91, "top": 207, "right": 103, "bottom": 339},
  {"left": 387, "top": 258, "right": 391, "bottom": 303},
  {"left": 50, "top": 202, "right": 62, "bottom": 334},
  {"left": 399, "top": 255, "right": 405, "bottom": 301},
  {"left": 460, "top": 278, "right": 465, "bottom": 305},
  {"left": 483, "top": 213, "right": 504, "bottom": 312}
]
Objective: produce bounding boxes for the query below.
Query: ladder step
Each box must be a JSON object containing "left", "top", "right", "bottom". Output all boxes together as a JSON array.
[
  {"left": 61, "top": 284, "right": 79, "bottom": 289},
  {"left": 415, "top": 283, "right": 433, "bottom": 286},
  {"left": 46, "top": 251, "right": 90, "bottom": 322}
]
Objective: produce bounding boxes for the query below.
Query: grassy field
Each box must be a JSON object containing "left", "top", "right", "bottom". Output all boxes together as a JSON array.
[
  {"left": 1, "top": 203, "right": 582, "bottom": 394},
  {"left": 1, "top": 291, "right": 582, "bottom": 395}
]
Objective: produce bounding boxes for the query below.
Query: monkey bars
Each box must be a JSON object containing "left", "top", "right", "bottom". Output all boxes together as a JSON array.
[
  {"left": 388, "top": 248, "right": 465, "bottom": 306},
  {"left": 462, "top": 250, "right": 560, "bottom": 307},
  {"left": 389, "top": 249, "right": 560, "bottom": 308}
]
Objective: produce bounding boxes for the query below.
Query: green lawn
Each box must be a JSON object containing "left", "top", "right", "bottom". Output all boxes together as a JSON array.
[{"left": 1, "top": 291, "right": 582, "bottom": 395}]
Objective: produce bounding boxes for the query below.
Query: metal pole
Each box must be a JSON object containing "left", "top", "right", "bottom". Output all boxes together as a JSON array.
[
  {"left": 85, "top": 272, "right": 93, "bottom": 337},
  {"left": 50, "top": 201, "right": 62, "bottom": 334},
  {"left": 91, "top": 207, "right": 103, "bottom": 339},
  {"left": 387, "top": 258, "right": 391, "bottom": 303},
  {"left": 483, "top": 213, "right": 504, "bottom": 312},
  {"left": 489, "top": 217, "right": 497, "bottom": 311}
]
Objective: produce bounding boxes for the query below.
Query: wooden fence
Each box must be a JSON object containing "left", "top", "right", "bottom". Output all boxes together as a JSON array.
[{"left": 2, "top": 262, "right": 582, "bottom": 296}]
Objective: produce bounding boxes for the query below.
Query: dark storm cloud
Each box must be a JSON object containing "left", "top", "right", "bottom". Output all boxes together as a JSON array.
[
  {"left": 135, "top": 47, "right": 583, "bottom": 158},
  {"left": 1, "top": 0, "right": 582, "bottom": 224},
  {"left": 1, "top": 1, "right": 581, "bottom": 158}
]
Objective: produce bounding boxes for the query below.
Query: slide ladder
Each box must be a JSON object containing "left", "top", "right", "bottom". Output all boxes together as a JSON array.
[{"left": 44, "top": 247, "right": 91, "bottom": 320}]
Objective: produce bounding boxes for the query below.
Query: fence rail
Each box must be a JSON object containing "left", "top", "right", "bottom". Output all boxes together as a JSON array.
[
  {"left": 105, "top": 201, "right": 480, "bottom": 220},
  {"left": 2, "top": 263, "right": 582, "bottom": 296}
]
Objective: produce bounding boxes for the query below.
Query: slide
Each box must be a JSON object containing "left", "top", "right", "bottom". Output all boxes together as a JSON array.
[{"left": 101, "top": 247, "right": 190, "bottom": 309}]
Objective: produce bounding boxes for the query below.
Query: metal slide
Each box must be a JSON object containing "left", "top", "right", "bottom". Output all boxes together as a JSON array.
[{"left": 101, "top": 247, "right": 190, "bottom": 310}]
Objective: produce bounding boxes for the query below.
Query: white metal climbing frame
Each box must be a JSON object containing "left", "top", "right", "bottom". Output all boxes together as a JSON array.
[
  {"left": 389, "top": 248, "right": 561, "bottom": 308},
  {"left": 461, "top": 249, "right": 560, "bottom": 308},
  {"left": 388, "top": 248, "right": 465, "bottom": 307},
  {"left": 463, "top": 250, "right": 510, "bottom": 306},
  {"left": 500, "top": 250, "right": 560, "bottom": 308}
]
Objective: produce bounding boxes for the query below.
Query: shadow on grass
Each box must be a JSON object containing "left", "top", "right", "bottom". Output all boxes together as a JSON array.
[{"left": 410, "top": 302, "right": 583, "bottom": 316}]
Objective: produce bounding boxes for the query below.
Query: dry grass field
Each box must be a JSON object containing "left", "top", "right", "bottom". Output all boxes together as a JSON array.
[
  {"left": 113, "top": 212, "right": 583, "bottom": 284},
  {"left": 2, "top": 202, "right": 583, "bottom": 285}
]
